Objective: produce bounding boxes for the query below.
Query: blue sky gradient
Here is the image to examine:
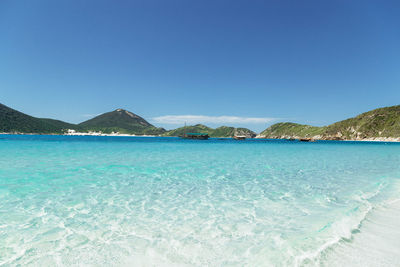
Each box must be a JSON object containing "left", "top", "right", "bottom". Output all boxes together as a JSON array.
[{"left": 1, "top": 0, "right": 399, "bottom": 131}]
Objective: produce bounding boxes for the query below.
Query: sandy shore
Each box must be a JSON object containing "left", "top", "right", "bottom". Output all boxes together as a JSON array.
[{"left": 319, "top": 199, "right": 400, "bottom": 266}]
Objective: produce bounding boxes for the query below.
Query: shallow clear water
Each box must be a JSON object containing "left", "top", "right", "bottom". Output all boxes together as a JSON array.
[{"left": 0, "top": 135, "right": 399, "bottom": 266}]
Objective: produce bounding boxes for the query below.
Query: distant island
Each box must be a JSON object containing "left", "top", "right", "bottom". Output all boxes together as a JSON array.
[
  {"left": 1, "top": 103, "right": 399, "bottom": 141},
  {"left": 163, "top": 124, "right": 256, "bottom": 138}
]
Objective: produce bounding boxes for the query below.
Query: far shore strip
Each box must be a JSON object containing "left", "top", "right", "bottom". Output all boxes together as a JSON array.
[{"left": 1, "top": 132, "right": 399, "bottom": 142}]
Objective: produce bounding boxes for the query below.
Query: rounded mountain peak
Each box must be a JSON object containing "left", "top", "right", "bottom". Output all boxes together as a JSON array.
[
  {"left": 115, "top": 108, "right": 131, "bottom": 114},
  {"left": 113, "top": 109, "right": 140, "bottom": 119},
  {"left": 79, "top": 108, "right": 153, "bottom": 128}
]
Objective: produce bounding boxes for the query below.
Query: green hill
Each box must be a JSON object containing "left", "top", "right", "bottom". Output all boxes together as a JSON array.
[
  {"left": 3, "top": 102, "right": 399, "bottom": 140},
  {"left": 39, "top": 118, "right": 80, "bottom": 131},
  {"left": 322, "top": 105, "right": 400, "bottom": 139},
  {"left": 0, "top": 103, "right": 77, "bottom": 134},
  {"left": 163, "top": 124, "right": 213, "bottom": 137},
  {"left": 259, "top": 122, "right": 324, "bottom": 139},
  {"left": 259, "top": 105, "right": 400, "bottom": 140},
  {"left": 79, "top": 109, "right": 166, "bottom": 135},
  {"left": 211, "top": 126, "right": 256, "bottom": 138},
  {"left": 163, "top": 124, "right": 256, "bottom": 138},
  {"left": 0, "top": 104, "right": 164, "bottom": 135}
]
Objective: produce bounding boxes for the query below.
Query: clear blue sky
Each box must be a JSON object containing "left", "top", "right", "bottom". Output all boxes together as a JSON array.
[{"left": 1, "top": 0, "right": 399, "bottom": 132}]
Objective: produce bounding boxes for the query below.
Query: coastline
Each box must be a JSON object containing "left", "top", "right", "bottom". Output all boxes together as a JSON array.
[
  {"left": 0, "top": 132, "right": 160, "bottom": 137},
  {"left": 1, "top": 132, "right": 399, "bottom": 142},
  {"left": 317, "top": 198, "right": 400, "bottom": 266},
  {"left": 297, "top": 179, "right": 400, "bottom": 266},
  {"left": 255, "top": 135, "right": 400, "bottom": 143}
]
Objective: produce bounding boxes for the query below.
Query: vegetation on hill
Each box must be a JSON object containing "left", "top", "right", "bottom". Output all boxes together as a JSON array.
[
  {"left": 163, "top": 124, "right": 256, "bottom": 138},
  {"left": 163, "top": 124, "right": 212, "bottom": 137},
  {"left": 322, "top": 105, "right": 400, "bottom": 139},
  {"left": 211, "top": 126, "right": 257, "bottom": 138},
  {"left": 40, "top": 118, "right": 80, "bottom": 131},
  {"left": 0, "top": 104, "right": 163, "bottom": 135},
  {"left": 2, "top": 102, "right": 399, "bottom": 140},
  {"left": 259, "top": 105, "right": 400, "bottom": 140},
  {"left": 259, "top": 122, "right": 324, "bottom": 139},
  {"left": 79, "top": 109, "right": 165, "bottom": 135},
  {"left": 0, "top": 103, "right": 76, "bottom": 133}
]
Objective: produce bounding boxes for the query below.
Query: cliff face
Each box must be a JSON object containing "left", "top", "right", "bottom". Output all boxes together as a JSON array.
[
  {"left": 233, "top": 127, "right": 257, "bottom": 138},
  {"left": 258, "top": 105, "right": 400, "bottom": 141},
  {"left": 211, "top": 126, "right": 256, "bottom": 138}
]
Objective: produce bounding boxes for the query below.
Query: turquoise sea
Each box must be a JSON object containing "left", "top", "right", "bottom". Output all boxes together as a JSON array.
[{"left": 0, "top": 135, "right": 399, "bottom": 266}]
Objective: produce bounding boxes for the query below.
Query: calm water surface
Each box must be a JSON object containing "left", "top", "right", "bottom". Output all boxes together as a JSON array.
[{"left": 0, "top": 135, "right": 399, "bottom": 266}]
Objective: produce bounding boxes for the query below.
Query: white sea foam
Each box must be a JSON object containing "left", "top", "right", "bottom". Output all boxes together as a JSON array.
[
  {"left": 294, "top": 202, "right": 373, "bottom": 266},
  {"left": 297, "top": 180, "right": 400, "bottom": 266},
  {"left": 319, "top": 199, "right": 400, "bottom": 266}
]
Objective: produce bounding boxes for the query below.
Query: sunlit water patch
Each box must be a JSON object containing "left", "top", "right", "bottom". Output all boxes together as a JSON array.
[{"left": 0, "top": 135, "right": 399, "bottom": 266}]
